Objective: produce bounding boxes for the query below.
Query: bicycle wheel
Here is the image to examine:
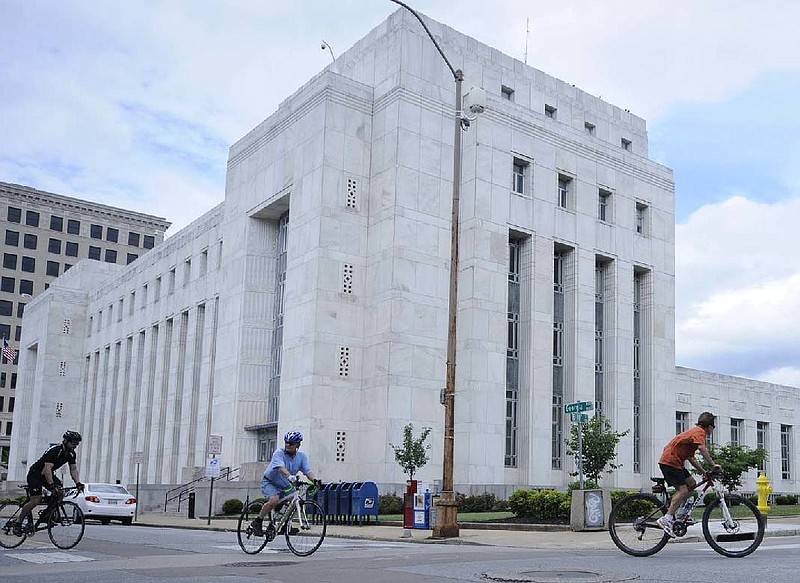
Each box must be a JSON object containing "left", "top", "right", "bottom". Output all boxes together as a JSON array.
[
  {"left": 608, "top": 493, "right": 670, "bottom": 557},
  {"left": 0, "top": 502, "right": 27, "bottom": 549},
  {"left": 285, "top": 499, "right": 326, "bottom": 557},
  {"left": 47, "top": 501, "right": 85, "bottom": 549},
  {"left": 702, "top": 494, "right": 764, "bottom": 558},
  {"left": 237, "top": 501, "right": 268, "bottom": 555}
]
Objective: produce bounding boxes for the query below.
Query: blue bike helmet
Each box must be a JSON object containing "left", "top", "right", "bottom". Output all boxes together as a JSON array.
[{"left": 284, "top": 431, "right": 303, "bottom": 444}]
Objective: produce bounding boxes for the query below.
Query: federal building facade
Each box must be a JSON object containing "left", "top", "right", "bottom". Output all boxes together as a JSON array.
[{"left": 7, "top": 10, "right": 799, "bottom": 495}]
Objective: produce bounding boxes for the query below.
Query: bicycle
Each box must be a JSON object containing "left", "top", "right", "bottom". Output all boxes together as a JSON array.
[
  {"left": 609, "top": 471, "right": 765, "bottom": 558},
  {"left": 0, "top": 486, "right": 86, "bottom": 550},
  {"left": 237, "top": 478, "right": 326, "bottom": 557}
]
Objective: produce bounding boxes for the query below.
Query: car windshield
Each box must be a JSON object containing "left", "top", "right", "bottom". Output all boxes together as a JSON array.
[{"left": 89, "top": 484, "right": 130, "bottom": 494}]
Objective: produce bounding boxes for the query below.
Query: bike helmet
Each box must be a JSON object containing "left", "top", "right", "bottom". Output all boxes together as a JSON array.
[
  {"left": 63, "top": 430, "right": 82, "bottom": 443},
  {"left": 284, "top": 431, "right": 303, "bottom": 444}
]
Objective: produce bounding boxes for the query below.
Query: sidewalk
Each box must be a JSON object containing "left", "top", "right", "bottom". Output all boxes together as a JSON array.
[{"left": 131, "top": 514, "right": 800, "bottom": 550}]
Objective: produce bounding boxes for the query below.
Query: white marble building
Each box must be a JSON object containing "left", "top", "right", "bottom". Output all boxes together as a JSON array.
[{"left": 8, "top": 10, "right": 799, "bottom": 495}]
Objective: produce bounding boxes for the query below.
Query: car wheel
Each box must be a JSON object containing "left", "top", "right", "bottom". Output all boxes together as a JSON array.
[
  {"left": 101, "top": 519, "right": 111, "bottom": 525},
  {"left": 121, "top": 518, "right": 133, "bottom": 525}
]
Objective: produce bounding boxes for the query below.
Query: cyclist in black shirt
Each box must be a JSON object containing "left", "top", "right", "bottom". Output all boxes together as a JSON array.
[{"left": 14, "top": 431, "right": 85, "bottom": 536}]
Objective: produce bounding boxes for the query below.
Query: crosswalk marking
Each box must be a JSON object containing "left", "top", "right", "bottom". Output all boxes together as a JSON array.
[{"left": 6, "top": 552, "right": 95, "bottom": 564}]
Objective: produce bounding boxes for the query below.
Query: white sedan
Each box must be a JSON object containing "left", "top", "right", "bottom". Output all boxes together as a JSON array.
[{"left": 74, "top": 483, "right": 137, "bottom": 525}]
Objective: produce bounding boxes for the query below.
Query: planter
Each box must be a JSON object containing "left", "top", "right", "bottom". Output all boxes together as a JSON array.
[{"left": 570, "top": 489, "right": 611, "bottom": 532}]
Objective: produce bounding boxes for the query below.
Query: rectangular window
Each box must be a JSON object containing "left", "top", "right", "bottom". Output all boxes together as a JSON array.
[
  {"left": 730, "top": 418, "right": 743, "bottom": 446},
  {"left": 675, "top": 411, "right": 689, "bottom": 434},
  {"left": 168, "top": 268, "right": 176, "bottom": 294},
  {"left": 545, "top": 104, "right": 557, "bottom": 119},
  {"left": 3, "top": 254, "right": 17, "bottom": 269},
  {"left": 512, "top": 158, "right": 529, "bottom": 195},
  {"left": 757, "top": 421, "right": 768, "bottom": 472},
  {"left": 25, "top": 210, "right": 39, "bottom": 227},
  {"left": 88, "top": 246, "right": 101, "bottom": 260},
  {"left": 50, "top": 215, "right": 63, "bottom": 231},
  {"left": 621, "top": 137, "right": 632, "bottom": 151},
  {"left": 142, "top": 283, "right": 148, "bottom": 308},
  {"left": 46, "top": 261, "right": 59, "bottom": 277},
  {"left": 129, "top": 291, "right": 136, "bottom": 316},
  {"left": 106, "top": 227, "right": 119, "bottom": 243},
  {"left": 5, "top": 230, "right": 19, "bottom": 246},
  {"left": 598, "top": 189, "right": 611, "bottom": 222},
  {"left": 781, "top": 424, "right": 792, "bottom": 480},
  {"left": 48, "top": 238, "right": 62, "bottom": 254},
  {"left": 90, "top": 224, "right": 103, "bottom": 239},
  {"left": 184, "top": 259, "right": 191, "bottom": 286},
  {"left": 19, "top": 279, "right": 33, "bottom": 295},
  {"left": 126, "top": 253, "right": 138, "bottom": 264},
  {"left": 7, "top": 206, "right": 21, "bottom": 223},
  {"left": 104, "top": 249, "right": 117, "bottom": 263},
  {"left": 17, "top": 302, "right": 25, "bottom": 317},
  {"left": 67, "top": 219, "right": 80, "bottom": 235},
  {"left": 636, "top": 203, "right": 648, "bottom": 235},
  {"left": 585, "top": 122, "right": 596, "bottom": 136},
  {"left": 0, "top": 300, "right": 12, "bottom": 317},
  {"left": 23, "top": 233, "right": 37, "bottom": 249},
  {"left": 21, "top": 256, "right": 35, "bottom": 273},
  {"left": 143, "top": 235, "right": 155, "bottom": 249},
  {"left": 4, "top": 421, "right": 11, "bottom": 436},
  {"left": 1, "top": 277, "right": 14, "bottom": 293},
  {"left": 557, "top": 175, "right": 572, "bottom": 209},
  {"left": 501, "top": 85, "right": 514, "bottom": 101},
  {"left": 199, "top": 249, "right": 208, "bottom": 276},
  {"left": 154, "top": 276, "right": 161, "bottom": 303},
  {"left": 65, "top": 241, "right": 78, "bottom": 257},
  {"left": 0, "top": 324, "right": 10, "bottom": 341},
  {"left": 15, "top": 325, "right": 21, "bottom": 341},
  {"left": 128, "top": 232, "right": 140, "bottom": 247}
]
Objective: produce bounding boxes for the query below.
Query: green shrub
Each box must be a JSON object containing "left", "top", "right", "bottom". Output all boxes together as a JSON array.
[
  {"left": 456, "top": 492, "right": 499, "bottom": 512},
  {"left": 775, "top": 494, "right": 798, "bottom": 505},
  {"left": 703, "top": 491, "right": 718, "bottom": 505},
  {"left": 378, "top": 492, "right": 404, "bottom": 514},
  {"left": 567, "top": 480, "right": 599, "bottom": 491},
  {"left": 222, "top": 498, "right": 244, "bottom": 515},
  {"left": 508, "top": 489, "right": 569, "bottom": 520},
  {"left": 610, "top": 490, "right": 639, "bottom": 508}
]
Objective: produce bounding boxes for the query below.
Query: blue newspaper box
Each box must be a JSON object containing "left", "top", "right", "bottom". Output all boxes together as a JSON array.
[
  {"left": 337, "top": 482, "right": 353, "bottom": 524},
  {"left": 350, "top": 481, "right": 379, "bottom": 525},
  {"left": 412, "top": 489, "right": 431, "bottom": 529},
  {"left": 323, "top": 483, "right": 338, "bottom": 521}
]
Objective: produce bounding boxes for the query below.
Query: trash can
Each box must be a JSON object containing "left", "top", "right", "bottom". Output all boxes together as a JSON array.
[
  {"left": 324, "top": 483, "right": 339, "bottom": 524},
  {"left": 337, "top": 482, "right": 353, "bottom": 525},
  {"left": 350, "top": 481, "right": 379, "bottom": 525}
]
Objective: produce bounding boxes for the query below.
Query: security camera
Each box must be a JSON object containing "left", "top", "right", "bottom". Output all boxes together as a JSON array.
[
  {"left": 321, "top": 43, "right": 327, "bottom": 50},
  {"left": 463, "top": 86, "right": 487, "bottom": 115}
]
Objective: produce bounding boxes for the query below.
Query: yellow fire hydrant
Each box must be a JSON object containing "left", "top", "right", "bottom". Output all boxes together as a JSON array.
[{"left": 756, "top": 472, "right": 772, "bottom": 518}]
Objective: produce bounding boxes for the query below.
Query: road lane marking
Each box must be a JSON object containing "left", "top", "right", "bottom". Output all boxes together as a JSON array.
[{"left": 6, "top": 552, "right": 95, "bottom": 564}]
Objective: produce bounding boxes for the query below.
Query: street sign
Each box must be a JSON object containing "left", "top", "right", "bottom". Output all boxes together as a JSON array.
[
  {"left": 205, "top": 458, "right": 221, "bottom": 478},
  {"left": 564, "top": 401, "right": 593, "bottom": 414},
  {"left": 570, "top": 412, "right": 589, "bottom": 423},
  {"left": 208, "top": 435, "right": 223, "bottom": 455},
  {"left": 132, "top": 451, "right": 144, "bottom": 464}
]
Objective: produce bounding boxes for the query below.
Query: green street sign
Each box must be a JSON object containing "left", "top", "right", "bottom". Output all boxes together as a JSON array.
[
  {"left": 564, "top": 401, "right": 593, "bottom": 414},
  {"left": 570, "top": 412, "right": 589, "bottom": 423}
]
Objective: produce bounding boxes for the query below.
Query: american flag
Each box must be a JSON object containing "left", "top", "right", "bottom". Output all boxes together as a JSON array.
[{"left": 2, "top": 338, "right": 17, "bottom": 362}]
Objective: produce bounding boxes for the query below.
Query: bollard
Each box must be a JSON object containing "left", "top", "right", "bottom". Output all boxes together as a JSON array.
[
  {"left": 188, "top": 492, "right": 196, "bottom": 519},
  {"left": 756, "top": 472, "right": 772, "bottom": 519}
]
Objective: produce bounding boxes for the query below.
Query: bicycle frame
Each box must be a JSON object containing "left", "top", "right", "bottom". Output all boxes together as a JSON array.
[{"left": 656, "top": 473, "right": 737, "bottom": 535}]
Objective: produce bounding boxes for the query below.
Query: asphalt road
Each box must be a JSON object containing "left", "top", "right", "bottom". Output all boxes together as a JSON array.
[{"left": 2, "top": 523, "right": 800, "bottom": 582}]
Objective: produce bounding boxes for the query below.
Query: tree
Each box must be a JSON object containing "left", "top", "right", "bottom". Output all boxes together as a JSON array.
[
  {"left": 566, "top": 415, "right": 629, "bottom": 485},
  {"left": 389, "top": 423, "right": 432, "bottom": 481},
  {"left": 699, "top": 444, "right": 767, "bottom": 492}
]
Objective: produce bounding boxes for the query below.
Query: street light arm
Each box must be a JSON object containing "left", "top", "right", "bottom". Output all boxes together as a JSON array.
[{"left": 388, "top": 0, "right": 461, "bottom": 82}]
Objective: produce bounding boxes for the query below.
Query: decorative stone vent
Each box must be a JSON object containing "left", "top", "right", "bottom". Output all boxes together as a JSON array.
[
  {"left": 346, "top": 178, "right": 357, "bottom": 209},
  {"left": 338, "top": 346, "right": 350, "bottom": 377},
  {"left": 335, "top": 431, "right": 346, "bottom": 462},
  {"left": 342, "top": 264, "right": 354, "bottom": 294},
  {"left": 55, "top": 402, "right": 63, "bottom": 418},
  {"left": 59, "top": 361, "right": 67, "bottom": 377},
  {"left": 62, "top": 318, "right": 71, "bottom": 334}
]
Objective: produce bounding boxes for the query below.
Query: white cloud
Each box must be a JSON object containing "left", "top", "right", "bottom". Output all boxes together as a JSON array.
[
  {"left": 761, "top": 367, "right": 800, "bottom": 387},
  {"left": 676, "top": 196, "right": 800, "bottom": 383}
]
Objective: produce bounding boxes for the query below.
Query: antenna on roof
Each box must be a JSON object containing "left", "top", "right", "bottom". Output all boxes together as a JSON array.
[{"left": 524, "top": 18, "right": 530, "bottom": 65}]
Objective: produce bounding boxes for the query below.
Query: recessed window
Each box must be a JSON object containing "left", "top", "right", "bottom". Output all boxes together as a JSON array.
[
  {"left": 143, "top": 235, "right": 155, "bottom": 249},
  {"left": 106, "top": 227, "right": 119, "bottom": 243},
  {"left": 128, "top": 232, "right": 140, "bottom": 247},
  {"left": 67, "top": 219, "right": 80, "bottom": 235},
  {"left": 512, "top": 158, "right": 530, "bottom": 196},
  {"left": 104, "top": 249, "right": 117, "bottom": 263},
  {"left": 5, "top": 230, "right": 19, "bottom": 246},
  {"left": 88, "top": 246, "right": 101, "bottom": 260},
  {"left": 3, "top": 254, "right": 17, "bottom": 270},
  {"left": 635, "top": 202, "right": 648, "bottom": 235},
  {"left": 16, "top": 302, "right": 25, "bottom": 317},
  {"left": 46, "top": 261, "right": 59, "bottom": 277},
  {"left": 1, "top": 277, "right": 14, "bottom": 293},
  {"left": 50, "top": 215, "right": 63, "bottom": 231},
  {"left": 598, "top": 189, "right": 612, "bottom": 222},
  {"left": 7, "top": 207, "right": 21, "bottom": 223},
  {"left": 21, "top": 256, "right": 35, "bottom": 273},
  {"left": 585, "top": 122, "right": 596, "bottom": 136},
  {"left": 621, "top": 137, "right": 632, "bottom": 151},
  {"left": 25, "top": 210, "right": 39, "bottom": 227},
  {"left": 90, "top": 224, "right": 103, "bottom": 239},
  {"left": 501, "top": 85, "right": 514, "bottom": 101},
  {"left": 19, "top": 279, "right": 33, "bottom": 295},
  {"left": 0, "top": 300, "right": 12, "bottom": 317},
  {"left": 48, "top": 238, "right": 62, "bottom": 254},
  {"left": 545, "top": 104, "right": 557, "bottom": 119},
  {"left": 65, "top": 241, "right": 79, "bottom": 257},
  {"left": 126, "top": 253, "right": 138, "bottom": 265},
  {"left": 23, "top": 233, "right": 37, "bottom": 250},
  {"left": 557, "top": 174, "right": 572, "bottom": 209}
]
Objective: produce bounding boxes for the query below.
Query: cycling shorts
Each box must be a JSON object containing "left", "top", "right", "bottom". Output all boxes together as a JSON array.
[
  {"left": 26, "top": 472, "right": 63, "bottom": 497},
  {"left": 659, "top": 463, "right": 691, "bottom": 488}
]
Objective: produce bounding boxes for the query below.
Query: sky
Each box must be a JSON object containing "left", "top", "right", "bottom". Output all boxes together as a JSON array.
[{"left": 1, "top": 0, "right": 799, "bottom": 386}]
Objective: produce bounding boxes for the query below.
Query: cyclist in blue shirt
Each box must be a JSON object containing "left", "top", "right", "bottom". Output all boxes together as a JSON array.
[{"left": 251, "top": 430, "right": 319, "bottom": 536}]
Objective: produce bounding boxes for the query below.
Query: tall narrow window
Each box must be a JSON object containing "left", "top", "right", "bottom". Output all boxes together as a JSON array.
[
  {"left": 506, "top": 237, "right": 521, "bottom": 467},
  {"left": 757, "top": 421, "right": 768, "bottom": 472},
  {"left": 545, "top": 104, "right": 557, "bottom": 119},
  {"left": 636, "top": 203, "right": 648, "bottom": 235},
  {"left": 501, "top": 85, "right": 514, "bottom": 101},
  {"left": 676, "top": 411, "right": 689, "bottom": 434},
  {"left": 598, "top": 189, "right": 611, "bottom": 222},
  {"left": 781, "top": 424, "right": 792, "bottom": 480},
  {"left": 512, "top": 158, "right": 528, "bottom": 195},
  {"left": 633, "top": 272, "right": 643, "bottom": 473},
  {"left": 594, "top": 262, "right": 605, "bottom": 415},
  {"left": 268, "top": 213, "right": 289, "bottom": 423},
  {"left": 557, "top": 175, "right": 572, "bottom": 209},
  {"left": 552, "top": 250, "right": 566, "bottom": 470},
  {"left": 730, "top": 418, "right": 743, "bottom": 446}
]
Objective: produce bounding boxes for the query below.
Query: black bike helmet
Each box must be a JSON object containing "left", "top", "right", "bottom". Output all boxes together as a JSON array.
[{"left": 63, "top": 430, "right": 82, "bottom": 443}]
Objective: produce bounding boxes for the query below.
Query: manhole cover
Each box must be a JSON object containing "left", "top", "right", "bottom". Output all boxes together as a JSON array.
[
  {"left": 224, "top": 561, "right": 298, "bottom": 568},
  {"left": 482, "top": 570, "right": 639, "bottom": 583}
]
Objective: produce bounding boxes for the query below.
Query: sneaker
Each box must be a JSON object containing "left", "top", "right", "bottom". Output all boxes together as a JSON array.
[
  {"left": 12, "top": 521, "right": 23, "bottom": 537},
  {"left": 656, "top": 516, "right": 675, "bottom": 538},
  {"left": 250, "top": 518, "right": 264, "bottom": 537},
  {"left": 676, "top": 514, "right": 695, "bottom": 526}
]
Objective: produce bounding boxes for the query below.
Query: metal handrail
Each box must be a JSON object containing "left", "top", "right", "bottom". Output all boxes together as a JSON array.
[{"left": 163, "top": 466, "right": 240, "bottom": 511}]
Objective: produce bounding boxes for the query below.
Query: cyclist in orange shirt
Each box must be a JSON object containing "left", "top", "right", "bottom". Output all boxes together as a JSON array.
[{"left": 656, "top": 411, "right": 722, "bottom": 537}]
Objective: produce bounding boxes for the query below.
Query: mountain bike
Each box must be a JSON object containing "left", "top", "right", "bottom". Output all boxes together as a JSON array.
[
  {"left": 0, "top": 486, "right": 86, "bottom": 550},
  {"left": 237, "top": 478, "right": 326, "bottom": 557},
  {"left": 609, "top": 471, "right": 764, "bottom": 558}
]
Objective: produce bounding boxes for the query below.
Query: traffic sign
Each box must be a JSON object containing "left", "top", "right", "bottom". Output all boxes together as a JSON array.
[
  {"left": 205, "top": 458, "right": 221, "bottom": 478},
  {"left": 564, "top": 401, "right": 593, "bottom": 414},
  {"left": 208, "top": 435, "right": 223, "bottom": 455},
  {"left": 570, "top": 412, "right": 589, "bottom": 423}
]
